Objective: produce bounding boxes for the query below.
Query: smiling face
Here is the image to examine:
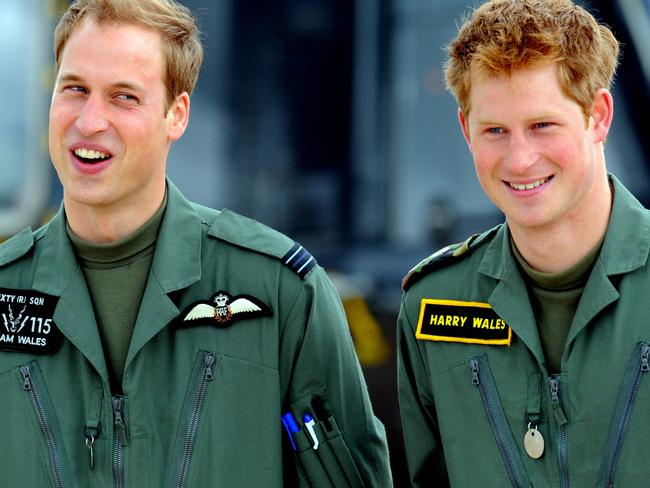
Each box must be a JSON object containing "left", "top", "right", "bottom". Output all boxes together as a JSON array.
[
  {"left": 459, "top": 63, "right": 612, "bottom": 237},
  {"left": 49, "top": 18, "right": 188, "bottom": 220}
]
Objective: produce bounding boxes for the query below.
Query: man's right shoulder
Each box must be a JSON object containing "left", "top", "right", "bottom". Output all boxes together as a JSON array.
[
  {"left": 401, "top": 224, "right": 501, "bottom": 292},
  {"left": 0, "top": 227, "right": 37, "bottom": 268}
]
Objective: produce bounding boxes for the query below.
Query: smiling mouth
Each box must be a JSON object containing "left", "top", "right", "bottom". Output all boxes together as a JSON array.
[
  {"left": 73, "top": 148, "right": 112, "bottom": 164},
  {"left": 507, "top": 176, "right": 553, "bottom": 191}
]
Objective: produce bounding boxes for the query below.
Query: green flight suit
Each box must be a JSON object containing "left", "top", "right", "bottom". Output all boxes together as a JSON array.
[
  {"left": 0, "top": 181, "right": 391, "bottom": 487},
  {"left": 398, "top": 175, "right": 650, "bottom": 487}
]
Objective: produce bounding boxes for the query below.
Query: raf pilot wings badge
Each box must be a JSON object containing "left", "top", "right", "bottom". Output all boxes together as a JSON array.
[{"left": 179, "top": 290, "right": 272, "bottom": 328}]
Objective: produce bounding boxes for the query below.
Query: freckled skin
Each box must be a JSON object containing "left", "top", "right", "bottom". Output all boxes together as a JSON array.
[{"left": 458, "top": 64, "right": 611, "bottom": 241}]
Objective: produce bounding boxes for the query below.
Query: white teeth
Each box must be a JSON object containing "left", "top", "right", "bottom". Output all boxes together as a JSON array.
[
  {"left": 74, "top": 148, "right": 109, "bottom": 160},
  {"left": 509, "top": 178, "right": 548, "bottom": 191}
]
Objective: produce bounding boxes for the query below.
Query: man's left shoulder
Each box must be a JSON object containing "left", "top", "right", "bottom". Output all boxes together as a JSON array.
[{"left": 204, "top": 208, "right": 318, "bottom": 280}]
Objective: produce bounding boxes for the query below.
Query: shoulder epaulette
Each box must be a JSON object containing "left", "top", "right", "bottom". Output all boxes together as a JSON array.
[
  {"left": 0, "top": 227, "right": 34, "bottom": 268},
  {"left": 207, "top": 209, "right": 317, "bottom": 279},
  {"left": 280, "top": 243, "right": 317, "bottom": 279},
  {"left": 401, "top": 226, "right": 499, "bottom": 291}
]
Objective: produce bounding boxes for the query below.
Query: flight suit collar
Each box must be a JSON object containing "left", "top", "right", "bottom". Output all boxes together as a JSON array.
[
  {"left": 477, "top": 175, "right": 650, "bottom": 280},
  {"left": 597, "top": 174, "right": 650, "bottom": 275},
  {"left": 31, "top": 179, "right": 203, "bottom": 385},
  {"left": 478, "top": 225, "right": 546, "bottom": 367},
  {"left": 33, "top": 179, "right": 202, "bottom": 295},
  {"left": 32, "top": 203, "right": 108, "bottom": 380},
  {"left": 124, "top": 179, "right": 203, "bottom": 375},
  {"left": 477, "top": 174, "right": 650, "bottom": 369},
  {"left": 567, "top": 175, "right": 649, "bottom": 346},
  {"left": 150, "top": 179, "right": 202, "bottom": 293}
]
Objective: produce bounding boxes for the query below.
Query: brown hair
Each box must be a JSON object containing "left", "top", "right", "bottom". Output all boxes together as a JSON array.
[
  {"left": 444, "top": 0, "right": 620, "bottom": 117},
  {"left": 54, "top": 0, "right": 203, "bottom": 108}
]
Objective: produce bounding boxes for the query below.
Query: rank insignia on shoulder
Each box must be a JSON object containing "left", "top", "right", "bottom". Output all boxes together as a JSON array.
[
  {"left": 282, "top": 243, "right": 317, "bottom": 279},
  {"left": 416, "top": 299, "right": 511, "bottom": 346},
  {"left": 402, "top": 225, "right": 500, "bottom": 291},
  {"left": 178, "top": 291, "right": 272, "bottom": 328},
  {"left": 0, "top": 288, "right": 64, "bottom": 354}
]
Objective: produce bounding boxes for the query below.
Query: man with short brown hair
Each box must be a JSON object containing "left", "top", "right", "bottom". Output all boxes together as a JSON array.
[{"left": 0, "top": 1, "right": 391, "bottom": 486}]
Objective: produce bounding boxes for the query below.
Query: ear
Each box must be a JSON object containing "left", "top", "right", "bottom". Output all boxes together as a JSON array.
[
  {"left": 590, "top": 88, "right": 613, "bottom": 143},
  {"left": 458, "top": 108, "right": 472, "bottom": 149},
  {"left": 166, "top": 92, "right": 190, "bottom": 141}
]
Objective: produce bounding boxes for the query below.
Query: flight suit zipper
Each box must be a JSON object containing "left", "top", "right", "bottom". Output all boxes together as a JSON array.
[
  {"left": 175, "top": 351, "right": 215, "bottom": 488},
  {"left": 469, "top": 357, "right": 530, "bottom": 488},
  {"left": 20, "top": 363, "right": 66, "bottom": 488},
  {"left": 600, "top": 342, "right": 650, "bottom": 487},
  {"left": 113, "top": 396, "right": 127, "bottom": 488},
  {"left": 549, "top": 377, "right": 569, "bottom": 488}
]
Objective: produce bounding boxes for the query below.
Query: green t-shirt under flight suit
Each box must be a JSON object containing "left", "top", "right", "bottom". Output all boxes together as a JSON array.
[
  {"left": 67, "top": 191, "right": 167, "bottom": 391},
  {"left": 511, "top": 237, "right": 602, "bottom": 375}
]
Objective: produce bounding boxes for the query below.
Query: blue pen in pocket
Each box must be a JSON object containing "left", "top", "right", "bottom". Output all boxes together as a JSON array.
[{"left": 281, "top": 412, "right": 300, "bottom": 450}]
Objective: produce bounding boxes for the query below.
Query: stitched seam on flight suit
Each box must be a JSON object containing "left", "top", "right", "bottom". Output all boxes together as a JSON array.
[
  {"left": 278, "top": 271, "right": 309, "bottom": 407},
  {"left": 218, "top": 352, "right": 277, "bottom": 372},
  {"left": 278, "top": 272, "right": 311, "bottom": 339},
  {"left": 401, "top": 296, "right": 434, "bottom": 395}
]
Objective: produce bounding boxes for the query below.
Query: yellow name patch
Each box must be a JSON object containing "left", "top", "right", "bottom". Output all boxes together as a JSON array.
[{"left": 416, "top": 299, "right": 511, "bottom": 346}]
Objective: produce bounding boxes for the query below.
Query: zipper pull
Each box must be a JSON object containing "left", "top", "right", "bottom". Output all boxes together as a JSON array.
[
  {"left": 85, "top": 433, "right": 95, "bottom": 470},
  {"left": 20, "top": 365, "right": 32, "bottom": 391},
  {"left": 549, "top": 378, "right": 568, "bottom": 426},
  {"left": 84, "top": 423, "right": 100, "bottom": 471},
  {"left": 641, "top": 344, "right": 650, "bottom": 373},
  {"left": 112, "top": 397, "right": 128, "bottom": 447},
  {"left": 204, "top": 353, "right": 215, "bottom": 381},
  {"left": 469, "top": 359, "right": 480, "bottom": 385}
]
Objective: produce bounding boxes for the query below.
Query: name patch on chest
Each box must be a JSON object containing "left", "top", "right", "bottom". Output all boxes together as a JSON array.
[
  {"left": 416, "top": 299, "right": 511, "bottom": 346},
  {"left": 0, "top": 288, "right": 63, "bottom": 354}
]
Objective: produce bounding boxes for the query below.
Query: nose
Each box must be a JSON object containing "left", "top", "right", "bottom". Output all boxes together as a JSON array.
[
  {"left": 505, "top": 131, "right": 538, "bottom": 174},
  {"left": 75, "top": 94, "right": 110, "bottom": 136}
]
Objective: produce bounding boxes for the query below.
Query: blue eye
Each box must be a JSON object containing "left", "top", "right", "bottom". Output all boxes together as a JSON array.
[
  {"left": 487, "top": 127, "right": 503, "bottom": 134},
  {"left": 534, "top": 122, "right": 551, "bottom": 129},
  {"left": 116, "top": 93, "right": 138, "bottom": 102}
]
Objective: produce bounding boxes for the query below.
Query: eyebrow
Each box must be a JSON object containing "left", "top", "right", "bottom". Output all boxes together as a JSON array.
[
  {"left": 57, "top": 73, "right": 83, "bottom": 84},
  {"left": 477, "top": 112, "right": 564, "bottom": 125},
  {"left": 57, "top": 73, "right": 144, "bottom": 93},
  {"left": 477, "top": 119, "right": 500, "bottom": 126}
]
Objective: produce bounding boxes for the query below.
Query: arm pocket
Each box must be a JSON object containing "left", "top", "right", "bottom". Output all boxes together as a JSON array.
[{"left": 286, "top": 391, "right": 365, "bottom": 488}]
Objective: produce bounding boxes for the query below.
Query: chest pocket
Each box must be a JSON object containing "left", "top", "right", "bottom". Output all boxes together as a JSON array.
[
  {"left": 469, "top": 354, "right": 532, "bottom": 488},
  {"left": 165, "top": 350, "right": 215, "bottom": 488},
  {"left": 0, "top": 360, "right": 75, "bottom": 488},
  {"left": 163, "top": 351, "right": 280, "bottom": 488},
  {"left": 427, "top": 352, "right": 532, "bottom": 488},
  {"left": 597, "top": 341, "right": 650, "bottom": 487}
]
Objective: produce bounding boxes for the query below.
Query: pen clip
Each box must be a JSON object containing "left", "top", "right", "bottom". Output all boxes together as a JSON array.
[{"left": 303, "top": 414, "right": 320, "bottom": 450}]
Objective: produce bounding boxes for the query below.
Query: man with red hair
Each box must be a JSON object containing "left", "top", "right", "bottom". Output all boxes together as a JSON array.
[{"left": 398, "top": 0, "right": 648, "bottom": 486}]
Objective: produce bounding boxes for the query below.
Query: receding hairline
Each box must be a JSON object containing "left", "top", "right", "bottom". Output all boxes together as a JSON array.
[
  {"left": 54, "top": 0, "right": 204, "bottom": 108},
  {"left": 56, "top": 15, "right": 166, "bottom": 66}
]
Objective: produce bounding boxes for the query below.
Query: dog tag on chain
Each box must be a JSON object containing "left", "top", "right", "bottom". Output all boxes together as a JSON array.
[{"left": 524, "top": 425, "right": 544, "bottom": 459}]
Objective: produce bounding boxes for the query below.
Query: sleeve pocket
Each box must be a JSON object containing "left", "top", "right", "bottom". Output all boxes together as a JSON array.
[{"left": 288, "top": 391, "right": 365, "bottom": 488}]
